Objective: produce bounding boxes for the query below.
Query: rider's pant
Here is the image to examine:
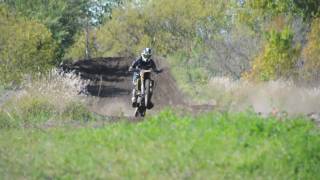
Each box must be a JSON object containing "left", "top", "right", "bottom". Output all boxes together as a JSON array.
[
  {"left": 132, "top": 72, "right": 139, "bottom": 101},
  {"left": 132, "top": 72, "right": 139, "bottom": 85}
]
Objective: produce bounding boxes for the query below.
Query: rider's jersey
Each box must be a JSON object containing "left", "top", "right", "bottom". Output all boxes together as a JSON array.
[{"left": 130, "top": 56, "right": 158, "bottom": 71}]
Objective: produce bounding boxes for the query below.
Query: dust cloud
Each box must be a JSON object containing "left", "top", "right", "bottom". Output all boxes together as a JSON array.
[{"left": 209, "top": 77, "right": 320, "bottom": 116}]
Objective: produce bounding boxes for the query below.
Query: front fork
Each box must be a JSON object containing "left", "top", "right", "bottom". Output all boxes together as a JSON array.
[
  {"left": 141, "top": 74, "right": 145, "bottom": 96},
  {"left": 136, "top": 77, "right": 154, "bottom": 101},
  {"left": 140, "top": 76, "right": 154, "bottom": 96}
]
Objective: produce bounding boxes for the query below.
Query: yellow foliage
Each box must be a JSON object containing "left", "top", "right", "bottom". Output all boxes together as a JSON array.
[
  {"left": 64, "top": 30, "right": 100, "bottom": 61},
  {"left": 94, "top": 6, "right": 151, "bottom": 57},
  {"left": 77, "top": 0, "right": 229, "bottom": 57},
  {"left": 64, "top": 32, "right": 87, "bottom": 60},
  {"left": 0, "top": 5, "right": 56, "bottom": 85},
  {"left": 303, "top": 18, "right": 320, "bottom": 74},
  {"left": 243, "top": 27, "right": 300, "bottom": 81}
]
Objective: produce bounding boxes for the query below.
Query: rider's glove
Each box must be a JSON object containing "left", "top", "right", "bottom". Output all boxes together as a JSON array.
[
  {"left": 155, "top": 69, "right": 163, "bottom": 74},
  {"left": 128, "top": 66, "right": 133, "bottom": 72}
]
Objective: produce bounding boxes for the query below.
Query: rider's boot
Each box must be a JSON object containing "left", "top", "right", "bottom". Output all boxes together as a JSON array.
[
  {"left": 147, "top": 92, "right": 154, "bottom": 109},
  {"left": 147, "top": 101, "right": 154, "bottom": 109},
  {"left": 131, "top": 89, "right": 137, "bottom": 107}
]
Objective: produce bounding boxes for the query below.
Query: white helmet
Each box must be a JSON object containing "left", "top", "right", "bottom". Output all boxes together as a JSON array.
[{"left": 141, "top": 48, "right": 152, "bottom": 62}]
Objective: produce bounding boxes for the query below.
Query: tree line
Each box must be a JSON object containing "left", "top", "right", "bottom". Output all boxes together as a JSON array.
[
  {"left": 67, "top": 0, "right": 320, "bottom": 85},
  {"left": 0, "top": 0, "right": 319, "bottom": 86},
  {"left": 0, "top": 0, "right": 122, "bottom": 85}
]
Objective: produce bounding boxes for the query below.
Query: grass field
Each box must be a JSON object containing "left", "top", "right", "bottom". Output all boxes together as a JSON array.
[{"left": 0, "top": 110, "right": 319, "bottom": 179}]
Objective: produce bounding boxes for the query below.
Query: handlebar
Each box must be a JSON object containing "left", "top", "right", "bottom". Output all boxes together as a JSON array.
[
  {"left": 129, "top": 68, "right": 162, "bottom": 74},
  {"left": 139, "top": 69, "right": 152, "bottom": 73}
]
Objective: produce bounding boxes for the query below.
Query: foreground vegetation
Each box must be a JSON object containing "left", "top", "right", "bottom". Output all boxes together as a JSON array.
[{"left": 0, "top": 110, "right": 319, "bottom": 179}]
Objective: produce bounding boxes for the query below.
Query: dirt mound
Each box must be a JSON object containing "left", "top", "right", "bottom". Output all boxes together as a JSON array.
[{"left": 63, "top": 57, "right": 185, "bottom": 116}]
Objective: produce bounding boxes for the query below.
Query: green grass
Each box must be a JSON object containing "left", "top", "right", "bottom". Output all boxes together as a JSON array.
[
  {"left": 0, "top": 95, "right": 97, "bottom": 128},
  {"left": 0, "top": 110, "right": 319, "bottom": 179}
]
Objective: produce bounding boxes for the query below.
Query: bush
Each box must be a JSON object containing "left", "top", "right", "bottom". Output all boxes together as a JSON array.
[
  {"left": 66, "top": 0, "right": 229, "bottom": 58},
  {"left": 95, "top": 6, "right": 152, "bottom": 57},
  {"left": 302, "top": 18, "right": 320, "bottom": 81},
  {"left": 243, "top": 27, "right": 300, "bottom": 81},
  {"left": 0, "top": 5, "right": 56, "bottom": 85},
  {"left": 64, "top": 30, "right": 100, "bottom": 61},
  {"left": 62, "top": 102, "right": 95, "bottom": 122}
]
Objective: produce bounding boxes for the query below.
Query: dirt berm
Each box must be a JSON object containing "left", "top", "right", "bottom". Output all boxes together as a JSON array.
[{"left": 63, "top": 57, "right": 193, "bottom": 117}]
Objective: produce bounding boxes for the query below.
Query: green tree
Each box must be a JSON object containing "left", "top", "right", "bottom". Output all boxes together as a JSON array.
[
  {"left": 241, "top": 0, "right": 320, "bottom": 20},
  {"left": 0, "top": 5, "right": 56, "bottom": 85},
  {"left": 2, "top": 0, "right": 122, "bottom": 60},
  {"left": 294, "top": 0, "right": 320, "bottom": 19},
  {"left": 2, "top": 0, "right": 84, "bottom": 59},
  {"left": 243, "top": 27, "right": 300, "bottom": 81},
  {"left": 82, "top": 0, "right": 230, "bottom": 57}
]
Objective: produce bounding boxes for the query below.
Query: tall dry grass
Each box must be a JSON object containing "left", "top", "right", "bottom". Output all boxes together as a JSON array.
[
  {"left": 0, "top": 69, "right": 93, "bottom": 128},
  {"left": 21, "top": 69, "right": 90, "bottom": 111}
]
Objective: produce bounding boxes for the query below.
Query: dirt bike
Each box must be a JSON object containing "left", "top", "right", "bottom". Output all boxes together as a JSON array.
[{"left": 133, "top": 69, "right": 157, "bottom": 117}]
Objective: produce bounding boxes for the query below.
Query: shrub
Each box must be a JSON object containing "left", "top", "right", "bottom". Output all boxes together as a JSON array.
[
  {"left": 95, "top": 6, "right": 152, "bottom": 57},
  {"left": 62, "top": 102, "right": 95, "bottom": 122},
  {"left": 64, "top": 30, "right": 99, "bottom": 61},
  {"left": 0, "top": 5, "right": 56, "bottom": 85},
  {"left": 302, "top": 18, "right": 320, "bottom": 81},
  {"left": 66, "top": 0, "right": 229, "bottom": 57},
  {"left": 243, "top": 27, "right": 300, "bottom": 81}
]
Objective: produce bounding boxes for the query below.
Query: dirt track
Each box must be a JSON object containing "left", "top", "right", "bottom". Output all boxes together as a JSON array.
[{"left": 64, "top": 57, "right": 187, "bottom": 116}]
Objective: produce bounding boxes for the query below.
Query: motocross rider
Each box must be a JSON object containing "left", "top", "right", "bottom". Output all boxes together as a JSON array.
[{"left": 128, "top": 48, "right": 161, "bottom": 108}]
